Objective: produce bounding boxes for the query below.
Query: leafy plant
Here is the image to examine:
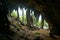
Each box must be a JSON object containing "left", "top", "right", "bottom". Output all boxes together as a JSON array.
[{"left": 11, "top": 10, "right": 17, "bottom": 18}]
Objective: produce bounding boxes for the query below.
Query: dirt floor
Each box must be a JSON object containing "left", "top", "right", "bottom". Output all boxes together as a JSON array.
[
  {"left": 12, "top": 26, "right": 60, "bottom": 40},
  {"left": 8, "top": 17, "right": 60, "bottom": 40}
]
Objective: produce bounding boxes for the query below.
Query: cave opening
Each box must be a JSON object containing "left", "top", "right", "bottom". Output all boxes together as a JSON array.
[
  {"left": 8, "top": 6, "right": 49, "bottom": 30},
  {"left": 6, "top": 5, "right": 51, "bottom": 40}
]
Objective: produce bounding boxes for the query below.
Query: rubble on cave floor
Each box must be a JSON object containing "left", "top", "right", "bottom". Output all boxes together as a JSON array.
[
  {"left": 5, "top": 18, "right": 60, "bottom": 40},
  {"left": 12, "top": 26, "right": 60, "bottom": 40},
  {"left": 0, "top": 25, "right": 60, "bottom": 40}
]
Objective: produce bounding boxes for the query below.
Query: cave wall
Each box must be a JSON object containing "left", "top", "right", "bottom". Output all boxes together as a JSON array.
[
  {"left": 42, "top": 0, "right": 60, "bottom": 35},
  {"left": 0, "top": 0, "right": 10, "bottom": 33}
]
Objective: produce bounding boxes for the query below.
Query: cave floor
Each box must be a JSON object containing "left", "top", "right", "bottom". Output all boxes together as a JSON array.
[
  {"left": 0, "top": 25, "right": 60, "bottom": 40},
  {"left": 12, "top": 26, "right": 60, "bottom": 40},
  {"left": 7, "top": 18, "right": 60, "bottom": 40}
]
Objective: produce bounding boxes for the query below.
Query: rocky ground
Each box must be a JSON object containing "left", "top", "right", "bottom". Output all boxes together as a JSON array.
[
  {"left": 11, "top": 25, "right": 60, "bottom": 40},
  {"left": 0, "top": 23, "right": 60, "bottom": 40},
  {"left": 1, "top": 17, "right": 59, "bottom": 40}
]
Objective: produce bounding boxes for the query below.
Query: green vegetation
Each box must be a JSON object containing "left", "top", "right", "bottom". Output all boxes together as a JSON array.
[
  {"left": 11, "top": 10, "right": 17, "bottom": 18},
  {"left": 44, "top": 20, "right": 48, "bottom": 27},
  {"left": 10, "top": 9, "right": 48, "bottom": 29}
]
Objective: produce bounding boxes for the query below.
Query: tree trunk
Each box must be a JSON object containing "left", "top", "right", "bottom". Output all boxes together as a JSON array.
[
  {"left": 30, "top": 11, "right": 33, "bottom": 27},
  {"left": 16, "top": 7, "right": 19, "bottom": 21},
  {"left": 22, "top": 8, "right": 24, "bottom": 23},
  {"left": 26, "top": 8, "right": 31, "bottom": 26}
]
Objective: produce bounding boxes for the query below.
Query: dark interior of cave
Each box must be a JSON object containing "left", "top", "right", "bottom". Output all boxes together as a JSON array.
[{"left": 0, "top": 0, "right": 60, "bottom": 40}]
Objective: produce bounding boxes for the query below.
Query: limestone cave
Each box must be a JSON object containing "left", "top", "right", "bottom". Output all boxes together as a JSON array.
[{"left": 0, "top": 0, "right": 60, "bottom": 40}]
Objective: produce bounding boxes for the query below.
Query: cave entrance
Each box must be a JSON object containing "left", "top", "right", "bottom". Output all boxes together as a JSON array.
[
  {"left": 7, "top": 5, "right": 50, "bottom": 40},
  {"left": 8, "top": 6, "right": 49, "bottom": 30}
]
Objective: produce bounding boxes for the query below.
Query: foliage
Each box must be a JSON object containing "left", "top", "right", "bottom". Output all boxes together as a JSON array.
[
  {"left": 10, "top": 9, "right": 48, "bottom": 28},
  {"left": 11, "top": 10, "right": 17, "bottom": 18},
  {"left": 33, "top": 16, "right": 41, "bottom": 27},
  {"left": 44, "top": 20, "right": 48, "bottom": 27},
  {"left": 19, "top": 14, "right": 27, "bottom": 24}
]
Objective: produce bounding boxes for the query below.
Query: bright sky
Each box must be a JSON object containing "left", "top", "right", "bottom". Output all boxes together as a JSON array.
[
  {"left": 18, "top": 7, "right": 22, "bottom": 17},
  {"left": 39, "top": 15, "right": 42, "bottom": 22},
  {"left": 18, "top": 7, "right": 26, "bottom": 17},
  {"left": 13, "top": 10, "right": 17, "bottom": 13}
]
